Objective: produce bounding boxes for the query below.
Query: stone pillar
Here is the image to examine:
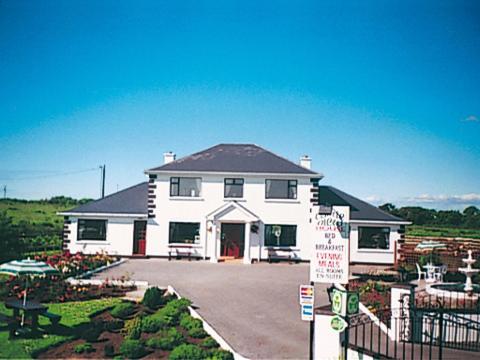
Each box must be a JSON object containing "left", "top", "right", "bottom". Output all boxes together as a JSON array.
[
  {"left": 210, "top": 221, "right": 218, "bottom": 263},
  {"left": 314, "top": 307, "right": 345, "bottom": 360},
  {"left": 390, "top": 283, "right": 416, "bottom": 341},
  {"left": 243, "top": 222, "right": 252, "bottom": 264}
]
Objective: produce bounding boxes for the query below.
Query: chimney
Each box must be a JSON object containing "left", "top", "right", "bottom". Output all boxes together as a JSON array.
[
  {"left": 164, "top": 151, "right": 176, "bottom": 164},
  {"left": 300, "top": 155, "right": 311, "bottom": 169}
]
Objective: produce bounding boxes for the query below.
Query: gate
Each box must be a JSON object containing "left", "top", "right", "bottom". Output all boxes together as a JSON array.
[{"left": 346, "top": 290, "right": 480, "bottom": 359}]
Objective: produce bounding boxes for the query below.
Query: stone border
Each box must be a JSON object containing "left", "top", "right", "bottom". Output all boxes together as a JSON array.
[
  {"left": 167, "top": 285, "right": 249, "bottom": 360},
  {"left": 426, "top": 282, "right": 479, "bottom": 299},
  {"left": 66, "top": 258, "right": 127, "bottom": 281}
]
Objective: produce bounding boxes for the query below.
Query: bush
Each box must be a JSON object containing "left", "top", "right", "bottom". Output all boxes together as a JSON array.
[
  {"left": 81, "top": 322, "right": 104, "bottom": 342},
  {"left": 169, "top": 344, "right": 206, "bottom": 360},
  {"left": 104, "top": 343, "right": 115, "bottom": 357},
  {"left": 180, "top": 314, "right": 203, "bottom": 331},
  {"left": 146, "top": 327, "right": 184, "bottom": 350},
  {"left": 188, "top": 326, "right": 208, "bottom": 339},
  {"left": 110, "top": 302, "right": 136, "bottom": 319},
  {"left": 105, "top": 319, "right": 124, "bottom": 332},
  {"left": 142, "top": 287, "right": 167, "bottom": 309},
  {"left": 119, "top": 339, "right": 147, "bottom": 359},
  {"left": 74, "top": 343, "right": 94, "bottom": 354},
  {"left": 142, "top": 314, "right": 168, "bottom": 333},
  {"left": 202, "top": 336, "right": 219, "bottom": 349},
  {"left": 156, "top": 298, "right": 192, "bottom": 326},
  {"left": 207, "top": 349, "right": 234, "bottom": 360},
  {"left": 122, "top": 317, "right": 142, "bottom": 340}
]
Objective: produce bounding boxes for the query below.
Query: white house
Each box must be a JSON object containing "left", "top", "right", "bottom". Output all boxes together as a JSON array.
[{"left": 59, "top": 144, "right": 409, "bottom": 265}]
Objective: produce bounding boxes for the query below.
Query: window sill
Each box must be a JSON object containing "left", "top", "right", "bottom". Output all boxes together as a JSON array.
[
  {"left": 357, "top": 249, "right": 392, "bottom": 253},
  {"left": 169, "top": 197, "right": 204, "bottom": 201},
  {"left": 223, "top": 198, "right": 246, "bottom": 202},
  {"left": 77, "top": 241, "right": 110, "bottom": 245},
  {"left": 168, "top": 243, "right": 202, "bottom": 248},
  {"left": 265, "top": 246, "right": 299, "bottom": 250},
  {"left": 265, "top": 199, "right": 300, "bottom": 204}
]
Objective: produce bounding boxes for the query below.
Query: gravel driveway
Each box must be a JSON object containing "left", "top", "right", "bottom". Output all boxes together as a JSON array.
[{"left": 93, "top": 259, "right": 329, "bottom": 359}]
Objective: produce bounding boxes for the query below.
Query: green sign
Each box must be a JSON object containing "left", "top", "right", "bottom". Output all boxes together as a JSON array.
[
  {"left": 331, "top": 288, "right": 344, "bottom": 315},
  {"left": 347, "top": 291, "right": 359, "bottom": 315},
  {"left": 330, "top": 315, "right": 348, "bottom": 332}
]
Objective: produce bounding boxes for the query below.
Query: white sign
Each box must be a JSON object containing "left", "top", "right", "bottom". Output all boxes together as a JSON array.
[
  {"left": 299, "top": 284, "right": 314, "bottom": 305},
  {"left": 301, "top": 303, "right": 314, "bottom": 321},
  {"left": 310, "top": 206, "right": 350, "bottom": 284}
]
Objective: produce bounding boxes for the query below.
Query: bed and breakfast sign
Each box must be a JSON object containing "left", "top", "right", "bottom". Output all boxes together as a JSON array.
[{"left": 310, "top": 206, "right": 350, "bottom": 284}]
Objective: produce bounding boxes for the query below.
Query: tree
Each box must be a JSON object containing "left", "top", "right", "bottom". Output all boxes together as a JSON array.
[
  {"left": 0, "top": 211, "right": 23, "bottom": 262},
  {"left": 379, "top": 203, "right": 397, "bottom": 214}
]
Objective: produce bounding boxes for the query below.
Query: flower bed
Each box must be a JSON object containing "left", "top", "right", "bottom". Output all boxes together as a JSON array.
[
  {"left": 350, "top": 280, "right": 391, "bottom": 314},
  {"left": 37, "top": 288, "right": 234, "bottom": 359}
]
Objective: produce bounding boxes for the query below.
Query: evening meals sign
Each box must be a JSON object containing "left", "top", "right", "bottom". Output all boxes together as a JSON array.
[{"left": 310, "top": 206, "right": 350, "bottom": 284}]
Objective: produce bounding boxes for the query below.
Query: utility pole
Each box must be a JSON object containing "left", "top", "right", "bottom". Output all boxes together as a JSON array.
[
  {"left": 2, "top": 185, "right": 6, "bottom": 199},
  {"left": 99, "top": 165, "right": 106, "bottom": 198}
]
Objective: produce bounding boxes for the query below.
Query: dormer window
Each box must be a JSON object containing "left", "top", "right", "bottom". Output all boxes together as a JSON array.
[
  {"left": 170, "top": 177, "right": 201, "bottom": 197},
  {"left": 265, "top": 179, "right": 297, "bottom": 199},
  {"left": 224, "top": 178, "right": 244, "bottom": 198}
]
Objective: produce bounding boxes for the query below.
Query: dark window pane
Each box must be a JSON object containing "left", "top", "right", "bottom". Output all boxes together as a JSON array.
[
  {"left": 224, "top": 178, "right": 244, "bottom": 198},
  {"left": 264, "top": 224, "right": 297, "bottom": 247},
  {"left": 266, "top": 180, "right": 297, "bottom": 199},
  {"left": 169, "top": 222, "right": 200, "bottom": 244},
  {"left": 170, "top": 177, "right": 201, "bottom": 197},
  {"left": 78, "top": 219, "right": 107, "bottom": 241},
  {"left": 358, "top": 227, "right": 390, "bottom": 249}
]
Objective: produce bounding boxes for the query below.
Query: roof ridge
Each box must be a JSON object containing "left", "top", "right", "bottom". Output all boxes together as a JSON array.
[
  {"left": 69, "top": 181, "right": 147, "bottom": 211},
  {"left": 321, "top": 185, "right": 403, "bottom": 221},
  {"left": 254, "top": 144, "right": 318, "bottom": 174}
]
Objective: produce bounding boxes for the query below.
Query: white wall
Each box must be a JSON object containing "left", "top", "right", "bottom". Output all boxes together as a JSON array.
[
  {"left": 67, "top": 216, "right": 141, "bottom": 256},
  {"left": 146, "top": 173, "right": 315, "bottom": 260},
  {"left": 349, "top": 222, "right": 401, "bottom": 264}
]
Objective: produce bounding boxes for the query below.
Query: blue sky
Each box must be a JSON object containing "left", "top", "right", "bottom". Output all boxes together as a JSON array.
[{"left": 1, "top": 0, "right": 479, "bottom": 209}]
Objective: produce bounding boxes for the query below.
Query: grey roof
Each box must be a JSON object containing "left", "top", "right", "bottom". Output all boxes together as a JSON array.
[
  {"left": 147, "top": 144, "right": 320, "bottom": 175},
  {"left": 318, "top": 186, "right": 407, "bottom": 222},
  {"left": 65, "top": 182, "right": 148, "bottom": 215}
]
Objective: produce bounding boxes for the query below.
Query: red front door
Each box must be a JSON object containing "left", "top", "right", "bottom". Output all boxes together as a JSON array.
[
  {"left": 220, "top": 223, "right": 245, "bottom": 258},
  {"left": 133, "top": 221, "right": 147, "bottom": 255}
]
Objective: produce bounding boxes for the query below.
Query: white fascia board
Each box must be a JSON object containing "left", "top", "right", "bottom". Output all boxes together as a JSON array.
[
  {"left": 57, "top": 212, "right": 148, "bottom": 218},
  {"left": 350, "top": 219, "right": 412, "bottom": 225},
  {"left": 144, "top": 169, "right": 324, "bottom": 179}
]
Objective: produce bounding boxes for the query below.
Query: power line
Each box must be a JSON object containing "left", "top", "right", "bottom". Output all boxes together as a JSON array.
[{"left": 0, "top": 167, "right": 98, "bottom": 181}]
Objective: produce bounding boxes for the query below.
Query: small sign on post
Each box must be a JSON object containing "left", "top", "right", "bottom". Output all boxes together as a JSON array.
[
  {"left": 299, "top": 284, "right": 314, "bottom": 305},
  {"left": 301, "top": 304, "right": 314, "bottom": 321},
  {"left": 331, "top": 288, "right": 359, "bottom": 316},
  {"left": 330, "top": 315, "right": 348, "bottom": 332}
]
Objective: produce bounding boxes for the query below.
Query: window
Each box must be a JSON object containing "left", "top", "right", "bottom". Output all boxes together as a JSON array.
[
  {"left": 170, "top": 177, "right": 201, "bottom": 197},
  {"left": 265, "top": 179, "right": 297, "bottom": 199},
  {"left": 224, "top": 178, "right": 244, "bottom": 198},
  {"left": 169, "top": 222, "right": 200, "bottom": 244},
  {"left": 264, "top": 224, "right": 297, "bottom": 247},
  {"left": 77, "top": 219, "right": 107, "bottom": 241},
  {"left": 358, "top": 227, "right": 390, "bottom": 249}
]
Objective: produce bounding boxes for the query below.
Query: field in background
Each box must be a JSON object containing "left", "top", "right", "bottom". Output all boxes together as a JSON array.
[
  {"left": 0, "top": 200, "right": 67, "bottom": 227},
  {"left": 407, "top": 225, "right": 480, "bottom": 239}
]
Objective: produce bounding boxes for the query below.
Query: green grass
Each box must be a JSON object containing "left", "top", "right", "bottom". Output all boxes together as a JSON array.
[
  {"left": 407, "top": 225, "right": 480, "bottom": 239},
  {"left": 0, "top": 200, "right": 69, "bottom": 227},
  {"left": 0, "top": 297, "right": 122, "bottom": 359}
]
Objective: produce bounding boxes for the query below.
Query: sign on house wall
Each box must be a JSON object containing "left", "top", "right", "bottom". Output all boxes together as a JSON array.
[{"left": 310, "top": 206, "right": 350, "bottom": 284}]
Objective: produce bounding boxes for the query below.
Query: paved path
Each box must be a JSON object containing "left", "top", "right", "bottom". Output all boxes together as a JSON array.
[{"left": 94, "top": 259, "right": 329, "bottom": 359}]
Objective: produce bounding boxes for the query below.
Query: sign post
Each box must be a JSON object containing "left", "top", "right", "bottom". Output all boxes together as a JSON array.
[
  {"left": 299, "top": 283, "right": 315, "bottom": 359},
  {"left": 309, "top": 206, "right": 351, "bottom": 360}
]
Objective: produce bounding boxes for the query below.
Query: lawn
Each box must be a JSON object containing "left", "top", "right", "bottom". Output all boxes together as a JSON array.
[
  {"left": 407, "top": 225, "right": 480, "bottom": 239},
  {"left": 0, "top": 298, "right": 121, "bottom": 359},
  {"left": 0, "top": 200, "right": 68, "bottom": 227}
]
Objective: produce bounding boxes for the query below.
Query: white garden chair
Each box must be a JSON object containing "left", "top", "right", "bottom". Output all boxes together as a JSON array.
[{"left": 416, "top": 263, "right": 426, "bottom": 281}]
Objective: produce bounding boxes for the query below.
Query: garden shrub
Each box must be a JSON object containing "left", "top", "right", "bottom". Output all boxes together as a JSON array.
[
  {"left": 74, "top": 343, "right": 94, "bottom": 354},
  {"left": 142, "top": 286, "right": 167, "bottom": 309},
  {"left": 104, "top": 343, "right": 115, "bottom": 357},
  {"left": 119, "top": 339, "right": 147, "bottom": 359},
  {"left": 180, "top": 314, "right": 203, "bottom": 331},
  {"left": 146, "top": 327, "right": 184, "bottom": 350},
  {"left": 202, "top": 336, "right": 220, "bottom": 349},
  {"left": 110, "top": 302, "right": 136, "bottom": 319},
  {"left": 207, "top": 349, "right": 234, "bottom": 360},
  {"left": 81, "top": 322, "right": 104, "bottom": 342},
  {"left": 122, "top": 317, "right": 142, "bottom": 340},
  {"left": 142, "top": 314, "right": 168, "bottom": 333},
  {"left": 169, "top": 344, "right": 206, "bottom": 360},
  {"left": 188, "top": 326, "right": 208, "bottom": 339},
  {"left": 155, "top": 298, "right": 192, "bottom": 325},
  {"left": 105, "top": 319, "right": 124, "bottom": 332}
]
